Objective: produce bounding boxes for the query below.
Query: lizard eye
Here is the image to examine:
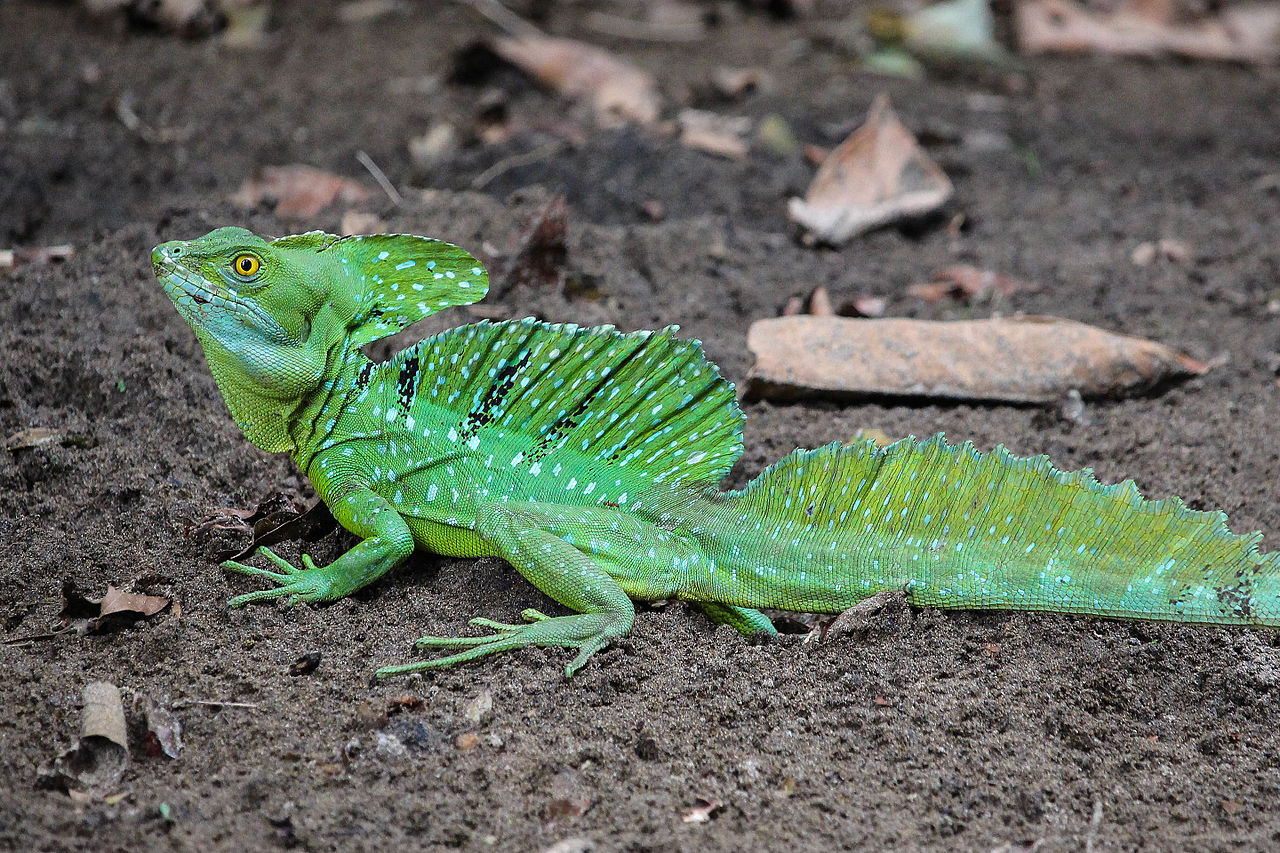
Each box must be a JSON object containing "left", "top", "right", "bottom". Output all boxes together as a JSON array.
[{"left": 232, "top": 253, "right": 262, "bottom": 278}]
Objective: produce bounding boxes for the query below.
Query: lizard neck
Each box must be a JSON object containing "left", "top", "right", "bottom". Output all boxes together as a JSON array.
[{"left": 286, "top": 332, "right": 372, "bottom": 472}]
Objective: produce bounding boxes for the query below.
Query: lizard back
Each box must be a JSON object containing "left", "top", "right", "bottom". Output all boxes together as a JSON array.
[{"left": 312, "top": 318, "right": 745, "bottom": 531}]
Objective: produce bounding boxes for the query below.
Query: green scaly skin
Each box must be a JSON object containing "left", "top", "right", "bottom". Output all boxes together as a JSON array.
[{"left": 154, "top": 227, "right": 1280, "bottom": 678}]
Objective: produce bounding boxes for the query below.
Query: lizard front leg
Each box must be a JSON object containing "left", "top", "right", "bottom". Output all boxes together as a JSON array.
[
  {"left": 223, "top": 486, "right": 415, "bottom": 606},
  {"left": 378, "top": 502, "right": 686, "bottom": 678}
]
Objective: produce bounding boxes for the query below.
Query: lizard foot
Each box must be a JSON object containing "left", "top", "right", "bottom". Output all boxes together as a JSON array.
[
  {"left": 375, "top": 610, "right": 631, "bottom": 679},
  {"left": 222, "top": 546, "right": 331, "bottom": 606}
]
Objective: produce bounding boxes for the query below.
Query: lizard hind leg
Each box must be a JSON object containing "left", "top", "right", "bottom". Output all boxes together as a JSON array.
[{"left": 377, "top": 502, "right": 678, "bottom": 678}]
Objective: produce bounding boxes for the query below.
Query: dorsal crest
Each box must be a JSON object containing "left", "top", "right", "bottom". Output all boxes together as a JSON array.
[{"left": 311, "top": 232, "right": 490, "bottom": 346}]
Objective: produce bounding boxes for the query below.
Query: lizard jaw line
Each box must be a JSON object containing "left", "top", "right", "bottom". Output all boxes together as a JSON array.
[{"left": 156, "top": 257, "right": 290, "bottom": 341}]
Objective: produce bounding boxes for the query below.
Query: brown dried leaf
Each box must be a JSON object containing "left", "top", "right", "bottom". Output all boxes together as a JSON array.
[
  {"left": 677, "top": 109, "right": 751, "bottom": 159},
  {"left": 494, "top": 193, "right": 568, "bottom": 299},
  {"left": 745, "top": 315, "right": 1208, "bottom": 403},
  {"left": 544, "top": 795, "right": 592, "bottom": 826},
  {"left": 99, "top": 586, "right": 170, "bottom": 618},
  {"left": 681, "top": 796, "right": 724, "bottom": 824},
  {"left": 138, "top": 695, "right": 184, "bottom": 759},
  {"left": 906, "top": 265, "right": 1040, "bottom": 303},
  {"left": 492, "top": 35, "right": 662, "bottom": 126},
  {"left": 59, "top": 581, "right": 171, "bottom": 633},
  {"left": 217, "top": 496, "right": 336, "bottom": 562},
  {"left": 45, "top": 681, "right": 129, "bottom": 792},
  {"left": 5, "top": 427, "right": 64, "bottom": 450},
  {"left": 1016, "top": 0, "right": 1280, "bottom": 64},
  {"left": 229, "top": 165, "right": 373, "bottom": 219},
  {"left": 788, "top": 94, "right": 952, "bottom": 244}
]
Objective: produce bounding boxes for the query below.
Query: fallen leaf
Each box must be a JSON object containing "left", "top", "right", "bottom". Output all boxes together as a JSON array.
[
  {"left": 681, "top": 796, "right": 723, "bottom": 824},
  {"left": 544, "top": 795, "right": 591, "bottom": 827},
  {"left": 0, "top": 245, "right": 75, "bottom": 273},
  {"left": 808, "top": 286, "right": 834, "bottom": 316},
  {"left": 464, "top": 688, "right": 494, "bottom": 724},
  {"left": 492, "top": 34, "right": 662, "bottom": 126},
  {"left": 44, "top": 681, "right": 129, "bottom": 792},
  {"left": 901, "top": 0, "right": 1018, "bottom": 66},
  {"left": 137, "top": 695, "right": 183, "bottom": 759},
  {"left": 1016, "top": 0, "right": 1280, "bottom": 64},
  {"left": 1131, "top": 238, "right": 1192, "bottom": 267},
  {"left": 340, "top": 210, "right": 387, "bottom": 235},
  {"left": 906, "top": 265, "right": 1040, "bottom": 302},
  {"left": 712, "top": 66, "right": 773, "bottom": 98},
  {"left": 289, "top": 651, "right": 322, "bottom": 677},
  {"left": 59, "top": 581, "right": 171, "bottom": 634},
  {"left": 229, "top": 165, "right": 373, "bottom": 219},
  {"left": 745, "top": 315, "right": 1208, "bottom": 403},
  {"left": 5, "top": 427, "right": 64, "bottom": 450},
  {"left": 788, "top": 94, "right": 952, "bottom": 244},
  {"left": 840, "top": 295, "right": 887, "bottom": 317},
  {"left": 210, "top": 495, "right": 336, "bottom": 563},
  {"left": 678, "top": 109, "right": 751, "bottom": 160},
  {"left": 494, "top": 193, "right": 568, "bottom": 300}
]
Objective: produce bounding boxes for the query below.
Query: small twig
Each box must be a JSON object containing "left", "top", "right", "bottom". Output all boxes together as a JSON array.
[
  {"left": 2, "top": 626, "right": 74, "bottom": 646},
  {"left": 171, "top": 699, "right": 262, "bottom": 710},
  {"left": 471, "top": 139, "right": 564, "bottom": 190},
  {"left": 452, "top": 0, "right": 542, "bottom": 39},
  {"left": 356, "top": 150, "right": 403, "bottom": 206}
]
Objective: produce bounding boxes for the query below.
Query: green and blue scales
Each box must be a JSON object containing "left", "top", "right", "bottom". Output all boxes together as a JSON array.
[{"left": 154, "top": 227, "right": 1280, "bottom": 676}]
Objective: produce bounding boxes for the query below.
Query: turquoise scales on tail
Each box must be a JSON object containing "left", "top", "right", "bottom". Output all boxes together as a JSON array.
[{"left": 154, "top": 227, "right": 1280, "bottom": 677}]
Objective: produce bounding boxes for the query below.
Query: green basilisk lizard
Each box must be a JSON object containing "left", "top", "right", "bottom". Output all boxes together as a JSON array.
[{"left": 153, "top": 227, "right": 1280, "bottom": 677}]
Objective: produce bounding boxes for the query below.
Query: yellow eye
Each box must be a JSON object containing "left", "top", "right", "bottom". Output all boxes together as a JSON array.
[{"left": 232, "top": 253, "right": 261, "bottom": 278}]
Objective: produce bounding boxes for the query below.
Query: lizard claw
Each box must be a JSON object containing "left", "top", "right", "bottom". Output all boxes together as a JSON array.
[
  {"left": 375, "top": 611, "right": 631, "bottom": 678},
  {"left": 222, "top": 547, "right": 328, "bottom": 607}
]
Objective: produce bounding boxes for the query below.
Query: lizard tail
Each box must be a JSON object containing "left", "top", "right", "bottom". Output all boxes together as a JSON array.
[{"left": 681, "top": 434, "right": 1280, "bottom": 627}]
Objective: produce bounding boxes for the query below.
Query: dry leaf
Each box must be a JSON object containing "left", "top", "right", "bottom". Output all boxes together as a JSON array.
[
  {"left": 464, "top": 688, "right": 494, "bottom": 724},
  {"left": 340, "top": 210, "right": 387, "bottom": 235},
  {"left": 0, "top": 245, "right": 74, "bottom": 273},
  {"left": 1017, "top": 0, "right": 1280, "bottom": 64},
  {"left": 45, "top": 681, "right": 130, "bottom": 792},
  {"left": 494, "top": 193, "right": 568, "bottom": 300},
  {"left": 745, "top": 315, "right": 1208, "bottom": 403},
  {"left": 544, "top": 795, "right": 591, "bottom": 827},
  {"left": 906, "top": 265, "right": 1040, "bottom": 302},
  {"left": 229, "top": 165, "right": 373, "bottom": 218},
  {"left": 788, "top": 94, "right": 952, "bottom": 244},
  {"left": 60, "top": 581, "right": 171, "bottom": 633},
  {"left": 5, "top": 427, "right": 64, "bottom": 449},
  {"left": 681, "top": 796, "right": 724, "bottom": 824},
  {"left": 712, "top": 67, "right": 773, "bottom": 98},
  {"left": 138, "top": 695, "right": 184, "bottom": 759},
  {"left": 492, "top": 35, "right": 662, "bottom": 126},
  {"left": 677, "top": 109, "right": 751, "bottom": 160}
]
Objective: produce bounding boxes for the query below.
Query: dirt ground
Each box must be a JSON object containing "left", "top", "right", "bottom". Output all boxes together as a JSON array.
[{"left": 3, "top": 0, "right": 1280, "bottom": 850}]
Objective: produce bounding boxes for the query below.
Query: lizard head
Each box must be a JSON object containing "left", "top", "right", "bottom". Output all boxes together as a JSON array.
[{"left": 154, "top": 225, "right": 489, "bottom": 451}]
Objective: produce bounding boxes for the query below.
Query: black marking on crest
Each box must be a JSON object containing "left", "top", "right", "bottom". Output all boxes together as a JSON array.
[
  {"left": 525, "top": 341, "right": 650, "bottom": 464},
  {"left": 397, "top": 354, "right": 420, "bottom": 414},
  {"left": 459, "top": 348, "right": 532, "bottom": 439},
  {"left": 355, "top": 361, "right": 377, "bottom": 392}
]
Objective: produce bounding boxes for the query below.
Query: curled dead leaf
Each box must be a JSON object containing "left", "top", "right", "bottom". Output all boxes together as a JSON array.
[
  {"left": 492, "top": 34, "right": 662, "bottom": 126},
  {"left": 60, "top": 580, "right": 171, "bottom": 633},
  {"left": 229, "top": 165, "right": 373, "bottom": 219},
  {"left": 44, "top": 681, "right": 129, "bottom": 792},
  {"left": 678, "top": 109, "right": 751, "bottom": 159},
  {"left": 1017, "top": 0, "right": 1280, "bottom": 64},
  {"left": 745, "top": 315, "right": 1207, "bottom": 403},
  {"left": 788, "top": 94, "right": 952, "bottom": 244},
  {"left": 681, "top": 796, "right": 724, "bottom": 824},
  {"left": 906, "top": 265, "right": 1040, "bottom": 302}
]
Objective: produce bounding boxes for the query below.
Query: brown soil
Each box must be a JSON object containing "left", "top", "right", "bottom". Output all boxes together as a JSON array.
[{"left": 3, "top": 1, "right": 1280, "bottom": 850}]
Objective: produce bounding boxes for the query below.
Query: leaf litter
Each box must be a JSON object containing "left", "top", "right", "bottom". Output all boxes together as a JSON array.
[
  {"left": 788, "top": 94, "right": 952, "bottom": 245},
  {"left": 745, "top": 315, "right": 1208, "bottom": 403}
]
